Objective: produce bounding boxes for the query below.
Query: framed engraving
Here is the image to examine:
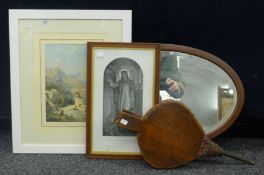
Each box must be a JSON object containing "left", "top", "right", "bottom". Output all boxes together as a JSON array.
[
  {"left": 86, "top": 42, "right": 160, "bottom": 159},
  {"left": 9, "top": 9, "right": 132, "bottom": 153}
]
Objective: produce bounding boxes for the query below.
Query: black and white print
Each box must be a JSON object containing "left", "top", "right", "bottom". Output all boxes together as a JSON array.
[{"left": 103, "top": 57, "right": 143, "bottom": 136}]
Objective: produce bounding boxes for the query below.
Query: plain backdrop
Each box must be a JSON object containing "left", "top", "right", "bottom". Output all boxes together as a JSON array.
[{"left": 1, "top": 0, "right": 264, "bottom": 137}]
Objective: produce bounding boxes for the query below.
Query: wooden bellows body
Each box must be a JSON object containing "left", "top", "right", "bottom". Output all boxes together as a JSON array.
[{"left": 113, "top": 100, "right": 253, "bottom": 168}]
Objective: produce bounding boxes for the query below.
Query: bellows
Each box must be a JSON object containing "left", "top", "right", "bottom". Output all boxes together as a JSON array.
[{"left": 113, "top": 100, "right": 253, "bottom": 168}]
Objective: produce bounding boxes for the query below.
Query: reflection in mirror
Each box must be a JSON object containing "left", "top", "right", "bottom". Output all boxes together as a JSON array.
[{"left": 160, "top": 51, "right": 237, "bottom": 134}]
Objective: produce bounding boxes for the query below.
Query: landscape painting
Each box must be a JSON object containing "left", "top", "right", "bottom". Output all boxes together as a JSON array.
[{"left": 44, "top": 44, "right": 86, "bottom": 124}]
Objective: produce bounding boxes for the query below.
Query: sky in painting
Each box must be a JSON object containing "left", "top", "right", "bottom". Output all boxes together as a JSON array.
[{"left": 45, "top": 44, "right": 86, "bottom": 81}]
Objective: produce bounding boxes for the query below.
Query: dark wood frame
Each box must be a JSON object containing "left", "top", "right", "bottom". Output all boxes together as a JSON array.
[
  {"left": 86, "top": 42, "right": 160, "bottom": 159},
  {"left": 161, "top": 44, "right": 245, "bottom": 139}
]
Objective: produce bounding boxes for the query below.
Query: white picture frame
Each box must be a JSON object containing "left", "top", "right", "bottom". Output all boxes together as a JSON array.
[{"left": 9, "top": 9, "right": 132, "bottom": 153}]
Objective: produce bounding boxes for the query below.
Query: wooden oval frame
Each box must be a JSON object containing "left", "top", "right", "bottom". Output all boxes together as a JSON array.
[{"left": 161, "top": 44, "right": 245, "bottom": 139}]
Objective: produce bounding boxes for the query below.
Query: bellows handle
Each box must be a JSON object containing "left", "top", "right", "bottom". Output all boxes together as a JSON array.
[{"left": 113, "top": 111, "right": 143, "bottom": 132}]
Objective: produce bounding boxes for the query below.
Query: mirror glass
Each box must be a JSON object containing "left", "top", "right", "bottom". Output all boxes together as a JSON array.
[{"left": 160, "top": 51, "right": 237, "bottom": 134}]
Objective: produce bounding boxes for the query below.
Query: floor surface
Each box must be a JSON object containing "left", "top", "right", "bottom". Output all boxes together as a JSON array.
[{"left": 0, "top": 131, "right": 263, "bottom": 175}]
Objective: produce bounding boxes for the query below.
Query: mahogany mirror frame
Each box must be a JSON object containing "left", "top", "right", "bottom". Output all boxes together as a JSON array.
[{"left": 161, "top": 44, "right": 245, "bottom": 139}]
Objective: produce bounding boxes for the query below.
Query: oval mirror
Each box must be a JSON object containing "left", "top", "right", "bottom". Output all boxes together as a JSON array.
[{"left": 160, "top": 44, "right": 244, "bottom": 138}]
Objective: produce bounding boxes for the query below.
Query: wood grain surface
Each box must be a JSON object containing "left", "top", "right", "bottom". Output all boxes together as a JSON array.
[{"left": 114, "top": 100, "right": 204, "bottom": 168}]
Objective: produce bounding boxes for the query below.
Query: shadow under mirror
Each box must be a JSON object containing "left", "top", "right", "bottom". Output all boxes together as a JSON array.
[{"left": 160, "top": 45, "right": 243, "bottom": 138}]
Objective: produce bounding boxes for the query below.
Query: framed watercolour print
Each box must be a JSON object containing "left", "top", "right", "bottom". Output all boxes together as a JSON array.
[
  {"left": 9, "top": 10, "right": 132, "bottom": 153},
  {"left": 86, "top": 42, "right": 160, "bottom": 159}
]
